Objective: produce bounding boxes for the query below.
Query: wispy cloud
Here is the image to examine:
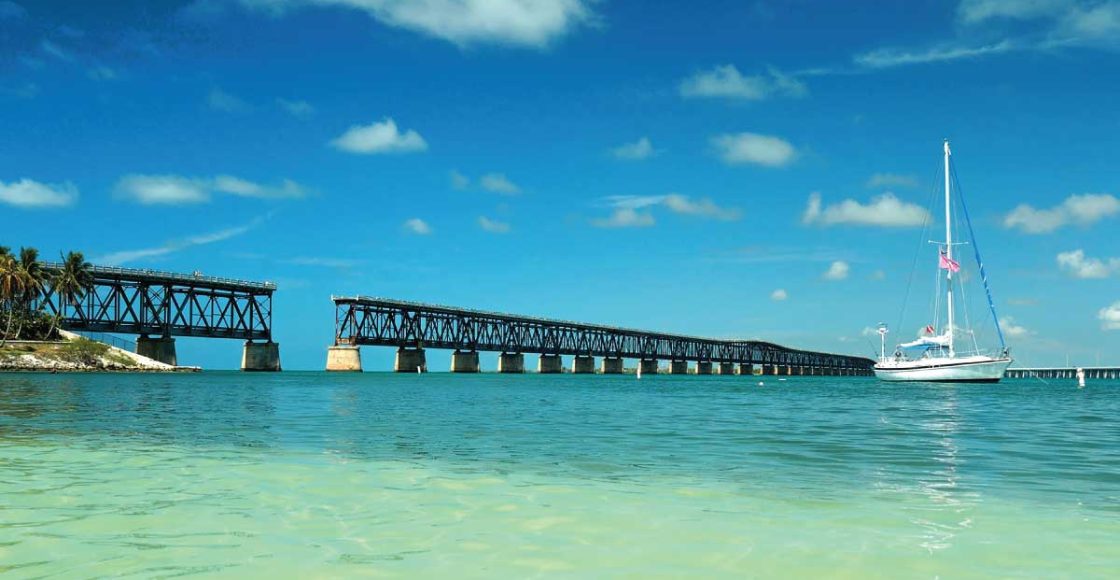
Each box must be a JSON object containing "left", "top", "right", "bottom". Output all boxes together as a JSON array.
[
  {"left": 450, "top": 170, "right": 470, "bottom": 190},
  {"left": 770, "top": 288, "right": 788, "bottom": 301},
  {"left": 207, "top": 87, "right": 251, "bottom": 112},
  {"left": 1056, "top": 249, "right": 1120, "bottom": 278},
  {"left": 330, "top": 118, "right": 427, "bottom": 154},
  {"left": 802, "top": 192, "right": 930, "bottom": 228},
  {"left": 679, "top": 64, "right": 806, "bottom": 100},
  {"left": 610, "top": 137, "right": 657, "bottom": 160},
  {"left": 854, "top": 40, "right": 1016, "bottom": 69},
  {"left": 867, "top": 173, "right": 918, "bottom": 189},
  {"left": 999, "top": 316, "right": 1034, "bottom": 338},
  {"left": 284, "top": 256, "right": 364, "bottom": 268},
  {"left": 403, "top": 217, "right": 432, "bottom": 235},
  {"left": 0, "top": 1, "right": 27, "bottom": 20},
  {"left": 277, "top": 97, "right": 314, "bottom": 117},
  {"left": 594, "top": 194, "right": 742, "bottom": 225},
  {"left": 40, "top": 39, "right": 72, "bottom": 62},
  {"left": 114, "top": 174, "right": 308, "bottom": 205},
  {"left": 87, "top": 65, "right": 119, "bottom": 81},
  {"left": 711, "top": 132, "right": 796, "bottom": 167},
  {"left": 224, "top": 0, "right": 596, "bottom": 48},
  {"left": 96, "top": 216, "right": 268, "bottom": 266},
  {"left": 0, "top": 178, "right": 79, "bottom": 208},
  {"left": 1004, "top": 193, "right": 1120, "bottom": 233},
  {"left": 592, "top": 208, "right": 656, "bottom": 228},
  {"left": 478, "top": 216, "right": 511, "bottom": 233},
  {"left": 823, "top": 260, "right": 850, "bottom": 281},
  {"left": 480, "top": 173, "right": 521, "bottom": 195}
]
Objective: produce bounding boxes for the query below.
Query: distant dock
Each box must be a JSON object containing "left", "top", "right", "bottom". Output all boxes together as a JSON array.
[{"left": 1006, "top": 367, "right": 1119, "bottom": 380}]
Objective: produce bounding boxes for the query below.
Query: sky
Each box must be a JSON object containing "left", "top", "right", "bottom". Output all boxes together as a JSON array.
[{"left": 2, "top": 0, "right": 1119, "bottom": 370}]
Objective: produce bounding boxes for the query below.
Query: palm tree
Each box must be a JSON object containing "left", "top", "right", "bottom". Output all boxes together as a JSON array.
[
  {"left": 0, "top": 247, "right": 23, "bottom": 346},
  {"left": 12, "top": 247, "right": 47, "bottom": 340},
  {"left": 50, "top": 251, "right": 94, "bottom": 337}
]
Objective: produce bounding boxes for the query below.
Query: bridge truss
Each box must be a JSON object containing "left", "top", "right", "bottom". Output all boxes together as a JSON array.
[
  {"left": 38, "top": 264, "right": 275, "bottom": 341},
  {"left": 333, "top": 296, "right": 873, "bottom": 370}
]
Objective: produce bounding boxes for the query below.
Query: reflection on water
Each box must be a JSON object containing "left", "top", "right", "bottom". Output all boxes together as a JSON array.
[{"left": 1, "top": 372, "right": 1118, "bottom": 577}]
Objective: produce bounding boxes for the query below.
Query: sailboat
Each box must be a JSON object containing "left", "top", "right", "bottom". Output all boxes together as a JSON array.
[{"left": 874, "top": 140, "right": 1013, "bottom": 383}]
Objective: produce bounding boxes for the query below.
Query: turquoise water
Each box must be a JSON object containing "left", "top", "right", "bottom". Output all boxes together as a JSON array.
[{"left": 1, "top": 372, "right": 1118, "bottom": 578}]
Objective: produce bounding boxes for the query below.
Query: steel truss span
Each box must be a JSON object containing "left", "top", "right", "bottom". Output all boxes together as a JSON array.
[
  {"left": 333, "top": 296, "right": 874, "bottom": 370},
  {"left": 38, "top": 263, "right": 275, "bottom": 340}
]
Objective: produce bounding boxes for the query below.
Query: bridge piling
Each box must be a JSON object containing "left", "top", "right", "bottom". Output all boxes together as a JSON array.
[
  {"left": 136, "top": 335, "right": 177, "bottom": 366},
  {"left": 695, "top": 361, "right": 713, "bottom": 375},
  {"left": 395, "top": 347, "right": 427, "bottom": 373},
  {"left": 668, "top": 360, "right": 688, "bottom": 375},
  {"left": 241, "top": 341, "right": 281, "bottom": 372},
  {"left": 638, "top": 359, "right": 658, "bottom": 375},
  {"left": 450, "top": 350, "right": 479, "bottom": 373},
  {"left": 498, "top": 353, "right": 525, "bottom": 373},
  {"left": 718, "top": 362, "right": 735, "bottom": 375},
  {"left": 538, "top": 354, "right": 563, "bottom": 374},
  {"left": 739, "top": 363, "right": 754, "bottom": 376},
  {"left": 326, "top": 345, "right": 362, "bottom": 372},
  {"left": 601, "top": 357, "right": 624, "bottom": 374},
  {"left": 572, "top": 355, "right": 595, "bottom": 374}
]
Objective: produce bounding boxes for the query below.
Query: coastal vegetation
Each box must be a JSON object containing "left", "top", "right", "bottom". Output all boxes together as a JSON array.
[{"left": 0, "top": 246, "right": 93, "bottom": 345}]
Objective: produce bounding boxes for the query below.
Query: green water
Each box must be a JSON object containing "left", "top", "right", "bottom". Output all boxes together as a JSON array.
[{"left": 1, "top": 372, "right": 1117, "bottom": 578}]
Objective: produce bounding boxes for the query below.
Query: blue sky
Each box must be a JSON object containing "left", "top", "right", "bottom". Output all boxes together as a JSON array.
[{"left": 3, "top": 0, "right": 1119, "bottom": 370}]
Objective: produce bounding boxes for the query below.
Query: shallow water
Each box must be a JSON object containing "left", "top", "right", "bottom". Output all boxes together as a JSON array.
[{"left": 1, "top": 372, "right": 1118, "bottom": 578}]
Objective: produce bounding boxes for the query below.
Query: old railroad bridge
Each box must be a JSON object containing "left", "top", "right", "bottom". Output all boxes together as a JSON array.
[
  {"left": 327, "top": 296, "right": 875, "bottom": 375},
  {"left": 38, "top": 263, "right": 280, "bottom": 371}
]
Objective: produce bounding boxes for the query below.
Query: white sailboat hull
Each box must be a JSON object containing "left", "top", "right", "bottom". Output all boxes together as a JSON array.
[{"left": 874, "top": 355, "right": 1012, "bottom": 383}]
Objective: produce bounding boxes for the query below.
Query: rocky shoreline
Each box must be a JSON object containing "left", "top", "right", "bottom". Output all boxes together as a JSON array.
[{"left": 0, "top": 339, "right": 197, "bottom": 373}]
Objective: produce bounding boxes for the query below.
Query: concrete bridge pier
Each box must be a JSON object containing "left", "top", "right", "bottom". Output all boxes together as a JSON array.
[
  {"left": 601, "top": 357, "right": 624, "bottom": 374},
  {"left": 326, "top": 345, "right": 362, "bottom": 372},
  {"left": 638, "top": 359, "right": 658, "bottom": 376},
  {"left": 695, "top": 361, "right": 713, "bottom": 375},
  {"left": 137, "top": 335, "right": 177, "bottom": 366},
  {"left": 718, "top": 362, "right": 735, "bottom": 375},
  {"left": 770, "top": 365, "right": 781, "bottom": 375},
  {"left": 739, "top": 363, "right": 754, "bottom": 376},
  {"left": 242, "top": 341, "right": 281, "bottom": 371},
  {"left": 395, "top": 347, "right": 427, "bottom": 373},
  {"left": 450, "top": 350, "right": 479, "bottom": 373},
  {"left": 668, "top": 360, "right": 688, "bottom": 375},
  {"left": 785, "top": 365, "right": 793, "bottom": 375},
  {"left": 498, "top": 352, "right": 524, "bottom": 373},
  {"left": 572, "top": 355, "right": 595, "bottom": 374},
  {"left": 538, "top": 354, "right": 563, "bottom": 374}
]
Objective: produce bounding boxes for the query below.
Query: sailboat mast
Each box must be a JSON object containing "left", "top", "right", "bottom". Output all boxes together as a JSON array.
[{"left": 944, "top": 140, "right": 955, "bottom": 357}]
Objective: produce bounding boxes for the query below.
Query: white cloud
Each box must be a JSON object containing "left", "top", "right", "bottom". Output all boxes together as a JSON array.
[
  {"left": 115, "top": 175, "right": 209, "bottom": 205},
  {"left": 1004, "top": 193, "right": 1120, "bottom": 234},
  {"left": 230, "top": 0, "right": 595, "bottom": 48},
  {"left": 711, "top": 132, "right": 796, "bottom": 167},
  {"left": 1056, "top": 249, "right": 1120, "bottom": 278},
  {"left": 802, "top": 192, "right": 930, "bottom": 227},
  {"left": 999, "top": 316, "right": 1033, "bottom": 338},
  {"left": 450, "top": 170, "right": 470, "bottom": 190},
  {"left": 478, "top": 216, "right": 510, "bottom": 233},
  {"left": 867, "top": 173, "right": 918, "bottom": 189},
  {"left": 115, "top": 174, "right": 307, "bottom": 205},
  {"left": 277, "top": 97, "right": 314, "bottom": 117},
  {"left": 592, "top": 208, "right": 655, "bottom": 228},
  {"left": 330, "top": 118, "right": 427, "bottom": 154},
  {"left": 679, "top": 65, "right": 806, "bottom": 101},
  {"left": 611, "top": 137, "right": 657, "bottom": 160},
  {"left": 96, "top": 217, "right": 265, "bottom": 266},
  {"left": 480, "top": 173, "right": 521, "bottom": 194},
  {"left": 403, "top": 217, "right": 432, "bottom": 235},
  {"left": 871, "top": 269, "right": 887, "bottom": 281},
  {"left": 0, "top": 178, "right": 78, "bottom": 208},
  {"left": 823, "top": 260, "right": 850, "bottom": 280},
  {"left": 207, "top": 87, "right": 250, "bottom": 112},
  {"left": 770, "top": 288, "right": 788, "bottom": 301},
  {"left": 1100, "top": 301, "right": 1120, "bottom": 330}
]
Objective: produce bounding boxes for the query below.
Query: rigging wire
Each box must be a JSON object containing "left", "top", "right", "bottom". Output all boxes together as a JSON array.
[
  {"left": 895, "top": 163, "right": 943, "bottom": 345},
  {"left": 950, "top": 159, "right": 1007, "bottom": 350}
]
